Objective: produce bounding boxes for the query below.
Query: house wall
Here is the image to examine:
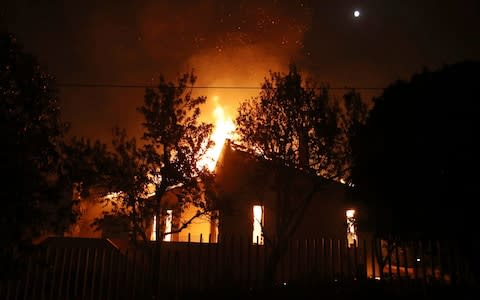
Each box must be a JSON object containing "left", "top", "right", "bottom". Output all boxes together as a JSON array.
[
  {"left": 215, "top": 143, "right": 351, "bottom": 242},
  {"left": 176, "top": 203, "right": 216, "bottom": 243},
  {"left": 214, "top": 145, "right": 261, "bottom": 239}
]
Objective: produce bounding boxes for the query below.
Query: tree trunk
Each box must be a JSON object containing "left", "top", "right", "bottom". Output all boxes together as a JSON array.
[{"left": 264, "top": 240, "right": 288, "bottom": 288}]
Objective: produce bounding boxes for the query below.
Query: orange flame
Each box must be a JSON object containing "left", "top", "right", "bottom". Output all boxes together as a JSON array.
[{"left": 199, "top": 96, "right": 235, "bottom": 171}]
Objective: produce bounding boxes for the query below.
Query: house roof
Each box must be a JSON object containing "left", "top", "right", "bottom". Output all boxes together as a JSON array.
[{"left": 215, "top": 139, "right": 342, "bottom": 186}]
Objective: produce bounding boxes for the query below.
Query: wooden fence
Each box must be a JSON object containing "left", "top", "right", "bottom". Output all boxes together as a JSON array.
[{"left": 0, "top": 236, "right": 475, "bottom": 299}]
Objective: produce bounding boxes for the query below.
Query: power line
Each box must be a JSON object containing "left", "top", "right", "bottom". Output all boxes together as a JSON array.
[{"left": 57, "top": 83, "right": 385, "bottom": 90}]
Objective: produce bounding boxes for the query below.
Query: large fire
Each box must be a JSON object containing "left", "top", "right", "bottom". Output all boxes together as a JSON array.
[{"left": 199, "top": 96, "right": 235, "bottom": 171}]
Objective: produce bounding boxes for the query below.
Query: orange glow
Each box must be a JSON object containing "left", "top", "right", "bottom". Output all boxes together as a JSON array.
[
  {"left": 198, "top": 96, "right": 235, "bottom": 171},
  {"left": 253, "top": 205, "right": 264, "bottom": 245},
  {"left": 346, "top": 209, "right": 358, "bottom": 247},
  {"left": 346, "top": 209, "right": 355, "bottom": 219},
  {"left": 177, "top": 204, "right": 216, "bottom": 243},
  {"left": 163, "top": 210, "right": 173, "bottom": 242},
  {"left": 150, "top": 215, "right": 157, "bottom": 241}
]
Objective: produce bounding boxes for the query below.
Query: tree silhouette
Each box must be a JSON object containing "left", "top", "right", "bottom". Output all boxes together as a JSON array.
[
  {"left": 138, "top": 72, "right": 215, "bottom": 242},
  {"left": 235, "top": 64, "right": 367, "bottom": 286},
  {"left": 63, "top": 72, "right": 216, "bottom": 244},
  {"left": 350, "top": 61, "right": 480, "bottom": 279},
  {"left": 0, "top": 32, "right": 75, "bottom": 277},
  {"left": 83, "top": 128, "right": 154, "bottom": 242}
]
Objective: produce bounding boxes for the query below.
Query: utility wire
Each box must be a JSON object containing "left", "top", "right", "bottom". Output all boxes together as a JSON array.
[{"left": 58, "top": 83, "right": 385, "bottom": 90}]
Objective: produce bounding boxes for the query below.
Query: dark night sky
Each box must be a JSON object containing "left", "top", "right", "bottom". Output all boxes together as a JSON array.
[{"left": 3, "top": 0, "right": 480, "bottom": 141}]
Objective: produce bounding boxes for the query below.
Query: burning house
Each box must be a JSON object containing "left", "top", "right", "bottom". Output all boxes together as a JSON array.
[{"left": 66, "top": 139, "right": 357, "bottom": 246}]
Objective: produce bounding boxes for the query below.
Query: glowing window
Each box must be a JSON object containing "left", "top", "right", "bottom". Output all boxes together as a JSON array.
[
  {"left": 163, "top": 209, "right": 173, "bottom": 242},
  {"left": 253, "top": 205, "right": 264, "bottom": 245},
  {"left": 150, "top": 215, "right": 157, "bottom": 241},
  {"left": 346, "top": 209, "right": 358, "bottom": 247}
]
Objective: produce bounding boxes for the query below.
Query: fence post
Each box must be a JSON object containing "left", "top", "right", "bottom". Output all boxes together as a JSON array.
[
  {"left": 363, "top": 239, "right": 368, "bottom": 279},
  {"left": 174, "top": 250, "right": 179, "bottom": 299},
  {"left": 15, "top": 279, "right": 21, "bottom": 300},
  {"left": 329, "top": 238, "right": 334, "bottom": 281},
  {"left": 395, "top": 240, "right": 401, "bottom": 279},
  {"left": 451, "top": 242, "right": 461, "bottom": 284},
  {"left": 371, "top": 239, "right": 376, "bottom": 280},
  {"left": 65, "top": 248, "right": 75, "bottom": 297},
  {"left": 428, "top": 240, "right": 435, "bottom": 281},
  {"left": 31, "top": 258, "right": 39, "bottom": 300},
  {"left": 23, "top": 254, "right": 33, "bottom": 300},
  {"left": 73, "top": 247, "right": 82, "bottom": 297},
  {"left": 198, "top": 234, "right": 203, "bottom": 291},
  {"left": 90, "top": 248, "right": 98, "bottom": 300},
  {"left": 164, "top": 248, "right": 171, "bottom": 291},
  {"left": 246, "top": 236, "right": 251, "bottom": 288},
  {"left": 288, "top": 240, "right": 294, "bottom": 283},
  {"left": 106, "top": 249, "right": 114, "bottom": 300},
  {"left": 403, "top": 241, "right": 409, "bottom": 280},
  {"left": 215, "top": 236, "right": 219, "bottom": 286},
  {"left": 57, "top": 248, "right": 68, "bottom": 300},
  {"left": 140, "top": 248, "right": 146, "bottom": 298},
  {"left": 232, "top": 235, "right": 236, "bottom": 285},
  {"left": 322, "top": 238, "right": 326, "bottom": 281},
  {"left": 387, "top": 241, "right": 393, "bottom": 282},
  {"left": 205, "top": 234, "right": 211, "bottom": 289},
  {"left": 413, "top": 240, "right": 419, "bottom": 280},
  {"left": 114, "top": 250, "right": 122, "bottom": 299},
  {"left": 313, "top": 239, "right": 318, "bottom": 285},
  {"left": 40, "top": 247, "right": 51, "bottom": 299},
  {"left": 296, "top": 240, "right": 301, "bottom": 282},
  {"left": 4, "top": 280, "right": 10, "bottom": 300},
  {"left": 377, "top": 239, "right": 384, "bottom": 281},
  {"left": 347, "top": 239, "right": 352, "bottom": 280},
  {"left": 420, "top": 241, "right": 427, "bottom": 283},
  {"left": 97, "top": 248, "right": 106, "bottom": 300},
  {"left": 305, "top": 239, "right": 310, "bottom": 285},
  {"left": 124, "top": 250, "right": 130, "bottom": 298},
  {"left": 50, "top": 247, "right": 60, "bottom": 299},
  {"left": 131, "top": 248, "right": 137, "bottom": 300},
  {"left": 239, "top": 235, "right": 243, "bottom": 288},
  {"left": 338, "top": 239, "right": 343, "bottom": 281},
  {"left": 436, "top": 240, "right": 444, "bottom": 283},
  {"left": 255, "top": 235, "right": 260, "bottom": 288},
  {"left": 81, "top": 248, "right": 90, "bottom": 299},
  {"left": 353, "top": 239, "right": 359, "bottom": 280}
]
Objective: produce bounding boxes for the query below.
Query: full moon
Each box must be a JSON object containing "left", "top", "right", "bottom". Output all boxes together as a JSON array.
[{"left": 353, "top": 10, "right": 360, "bottom": 18}]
